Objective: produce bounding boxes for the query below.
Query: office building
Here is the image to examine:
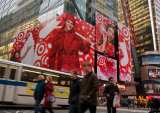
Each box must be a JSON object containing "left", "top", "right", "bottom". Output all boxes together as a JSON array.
[{"left": 96, "top": 0, "right": 118, "bottom": 22}]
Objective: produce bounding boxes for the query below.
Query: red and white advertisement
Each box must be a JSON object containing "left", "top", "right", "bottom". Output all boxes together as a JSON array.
[
  {"left": 11, "top": 12, "right": 95, "bottom": 75},
  {"left": 96, "top": 12, "right": 115, "bottom": 57},
  {"left": 97, "top": 54, "right": 117, "bottom": 81},
  {"left": 96, "top": 12, "right": 132, "bottom": 82},
  {"left": 118, "top": 24, "right": 132, "bottom": 82}
]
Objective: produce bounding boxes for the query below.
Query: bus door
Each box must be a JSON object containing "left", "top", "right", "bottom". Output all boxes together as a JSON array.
[
  {"left": 0, "top": 63, "right": 24, "bottom": 103},
  {"left": 15, "top": 67, "right": 40, "bottom": 105},
  {"left": 0, "top": 64, "right": 6, "bottom": 101}
]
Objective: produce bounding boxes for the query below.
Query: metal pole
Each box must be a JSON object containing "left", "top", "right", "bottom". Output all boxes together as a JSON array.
[{"left": 114, "top": 23, "right": 120, "bottom": 81}]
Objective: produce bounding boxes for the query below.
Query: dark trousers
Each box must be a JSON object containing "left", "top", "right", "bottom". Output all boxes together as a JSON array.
[
  {"left": 42, "top": 102, "right": 54, "bottom": 113},
  {"left": 80, "top": 103, "right": 96, "bottom": 113},
  {"left": 107, "top": 99, "right": 116, "bottom": 113},
  {"left": 34, "top": 100, "right": 42, "bottom": 113},
  {"left": 42, "top": 107, "right": 54, "bottom": 113},
  {"left": 69, "top": 104, "right": 79, "bottom": 113}
]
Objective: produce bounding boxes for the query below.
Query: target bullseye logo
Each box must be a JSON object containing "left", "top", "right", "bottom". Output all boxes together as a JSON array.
[
  {"left": 17, "top": 32, "right": 25, "bottom": 41},
  {"left": 41, "top": 54, "right": 49, "bottom": 66},
  {"left": 36, "top": 42, "right": 46, "bottom": 56},
  {"left": 122, "top": 27, "right": 129, "bottom": 38},
  {"left": 98, "top": 56, "right": 106, "bottom": 66},
  {"left": 34, "top": 60, "right": 41, "bottom": 67}
]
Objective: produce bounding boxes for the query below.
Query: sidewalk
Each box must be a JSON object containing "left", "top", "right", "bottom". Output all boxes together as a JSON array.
[
  {"left": 0, "top": 104, "right": 65, "bottom": 110},
  {"left": 98, "top": 106, "right": 149, "bottom": 113},
  {"left": 0, "top": 104, "right": 150, "bottom": 112}
]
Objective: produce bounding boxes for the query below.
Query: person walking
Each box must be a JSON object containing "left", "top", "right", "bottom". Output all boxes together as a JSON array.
[
  {"left": 79, "top": 61, "right": 98, "bottom": 113},
  {"left": 43, "top": 76, "right": 55, "bottom": 113},
  {"left": 68, "top": 70, "right": 80, "bottom": 113},
  {"left": 34, "top": 75, "right": 45, "bottom": 113},
  {"left": 104, "top": 77, "right": 119, "bottom": 113}
]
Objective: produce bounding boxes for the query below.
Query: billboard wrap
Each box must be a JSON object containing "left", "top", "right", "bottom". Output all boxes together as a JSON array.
[
  {"left": 10, "top": 11, "right": 132, "bottom": 80},
  {"left": 97, "top": 54, "right": 117, "bottom": 81},
  {"left": 11, "top": 12, "right": 95, "bottom": 75},
  {"left": 118, "top": 24, "right": 132, "bottom": 82},
  {"left": 96, "top": 12, "right": 115, "bottom": 57}
]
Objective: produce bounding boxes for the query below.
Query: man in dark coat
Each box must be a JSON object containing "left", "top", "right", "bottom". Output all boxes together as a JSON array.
[
  {"left": 79, "top": 61, "right": 98, "bottom": 113},
  {"left": 149, "top": 98, "right": 160, "bottom": 113},
  {"left": 34, "top": 75, "right": 45, "bottom": 113},
  {"left": 104, "top": 77, "right": 119, "bottom": 113},
  {"left": 69, "top": 70, "right": 80, "bottom": 113}
]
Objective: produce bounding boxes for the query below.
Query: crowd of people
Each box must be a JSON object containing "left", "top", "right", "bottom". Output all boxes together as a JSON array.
[{"left": 33, "top": 61, "right": 120, "bottom": 113}]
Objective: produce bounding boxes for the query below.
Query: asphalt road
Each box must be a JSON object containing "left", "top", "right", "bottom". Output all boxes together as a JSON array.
[{"left": 0, "top": 107, "right": 149, "bottom": 113}]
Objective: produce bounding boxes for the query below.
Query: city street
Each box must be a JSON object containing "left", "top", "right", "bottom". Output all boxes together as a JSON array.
[
  {"left": 0, "top": 1, "right": 160, "bottom": 113},
  {"left": 0, "top": 107, "right": 149, "bottom": 113}
]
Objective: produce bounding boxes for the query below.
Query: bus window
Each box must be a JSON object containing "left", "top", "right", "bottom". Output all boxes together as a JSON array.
[
  {"left": 10, "top": 69, "right": 16, "bottom": 80},
  {"left": 0, "top": 67, "right": 5, "bottom": 78},
  {"left": 21, "top": 71, "right": 40, "bottom": 82}
]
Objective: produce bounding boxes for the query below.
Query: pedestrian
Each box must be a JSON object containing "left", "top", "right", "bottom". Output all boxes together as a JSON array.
[
  {"left": 68, "top": 70, "right": 80, "bottom": 113},
  {"left": 43, "top": 76, "right": 55, "bottom": 113},
  {"left": 79, "top": 61, "right": 98, "bottom": 113},
  {"left": 34, "top": 75, "right": 45, "bottom": 113},
  {"left": 104, "top": 77, "right": 119, "bottom": 113},
  {"left": 149, "top": 98, "right": 160, "bottom": 113}
]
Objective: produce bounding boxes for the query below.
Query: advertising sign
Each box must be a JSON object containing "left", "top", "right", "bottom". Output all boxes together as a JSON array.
[
  {"left": 96, "top": 12, "right": 115, "bottom": 57},
  {"left": 118, "top": 24, "right": 132, "bottom": 82},
  {"left": 11, "top": 12, "right": 95, "bottom": 75},
  {"left": 97, "top": 54, "right": 117, "bottom": 81},
  {"left": 148, "top": 69, "right": 160, "bottom": 79}
]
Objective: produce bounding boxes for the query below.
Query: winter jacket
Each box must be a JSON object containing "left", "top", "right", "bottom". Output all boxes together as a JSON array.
[
  {"left": 34, "top": 80, "right": 45, "bottom": 101},
  {"left": 79, "top": 72, "right": 98, "bottom": 105},
  {"left": 104, "top": 83, "right": 119, "bottom": 99},
  {"left": 44, "top": 82, "right": 54, "bottom": 107},
  {"left": 69, "top": 78, "right": 80, "bottom": 104}
]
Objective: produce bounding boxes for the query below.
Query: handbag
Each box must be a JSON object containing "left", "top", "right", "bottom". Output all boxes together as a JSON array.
[
  {"left": 113, "top": 94, "right": 120, "bottom": 108},
  {"left": 48, "top": 95, "right": 56, "bottom": 103}
]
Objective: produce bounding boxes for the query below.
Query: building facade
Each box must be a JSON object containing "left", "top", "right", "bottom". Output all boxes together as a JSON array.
[
  {"left": 120, "top": 0, "right": 160, "bottom": 95},
  {"left": 96, "top": 0, "right": 118, "bottom": 22},
  {"left": 121, "top": 0, "right": 160, "bottom": 55}
]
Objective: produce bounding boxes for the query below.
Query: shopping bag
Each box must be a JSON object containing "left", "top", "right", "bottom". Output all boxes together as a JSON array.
[
  {"left": 113, "top": 94, "right": 120, "bottom": 108},
  {"left": 48, "top": 95, "right": 56, "bottom": 103}
]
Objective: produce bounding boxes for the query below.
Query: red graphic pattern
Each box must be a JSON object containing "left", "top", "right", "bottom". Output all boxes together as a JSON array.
[
  {"left": 119, "top": 24, "right": 132, "bottom": 82},
  {"left": 11, "top": 12, "right": 95, "bottom": 75}
]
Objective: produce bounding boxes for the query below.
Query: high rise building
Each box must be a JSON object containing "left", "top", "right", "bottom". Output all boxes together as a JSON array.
[
  {"left": 96, "top": 0, "right": 118, "bottom": 22},
  {"left": 120, "top": 0, "right": 160, "bottom": 95},
  {"left": 153, "top": 0, "right": 160, "bottom": 50},
  {"left": 65, "top": 0, "right": 95, "bottom": 24},
  {"left": 121, "top": 0, "right": 160, "bottom": 55},
  {"left": 117, "top": 0, "right": 126, "bottom": 25}
]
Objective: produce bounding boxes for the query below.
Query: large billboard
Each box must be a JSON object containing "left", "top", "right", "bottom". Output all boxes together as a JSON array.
[
  {"left": 96, "top": 13, "right": 132, "bottom": 82},
  {"left": 11, "top": 12, "right": 95, "bottom": 75},
  {"left": 97, "top": 54, "right": 117, "bottom": 81},
  {"left": 96, "top": 12, "right": 115, "bottom": 57},
  {"left": 10, "top": 9, "right": 132, "bottom": 80},
  {"left": 118, "top": 24, "right": 132, "bottom": 82}
]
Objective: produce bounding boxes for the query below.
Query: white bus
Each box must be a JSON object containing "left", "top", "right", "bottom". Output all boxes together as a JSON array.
[{"left": 0, "top": 59, "right": 71, "bottom": 107}]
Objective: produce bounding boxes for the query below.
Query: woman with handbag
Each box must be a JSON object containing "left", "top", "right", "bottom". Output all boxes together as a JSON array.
[{"left": 43, "top": 76, "right": 55, "bottom": 113}]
